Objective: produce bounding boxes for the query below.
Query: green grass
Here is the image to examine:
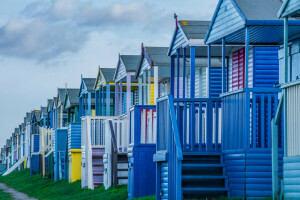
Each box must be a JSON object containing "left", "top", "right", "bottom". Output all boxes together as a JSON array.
[
  {"left": 0, "top": 189, "right": 13, "bottom": 200},
  {"left": 0, "top": 169, "right": 127, "bottom": 200}
]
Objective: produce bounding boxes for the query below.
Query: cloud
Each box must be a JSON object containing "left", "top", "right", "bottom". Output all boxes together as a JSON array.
[{"left": 0, "top": 0, "right": 153, "bottom": 62}]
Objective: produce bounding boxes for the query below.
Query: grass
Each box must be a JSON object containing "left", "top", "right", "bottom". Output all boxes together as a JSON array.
[
  {"left": 0, "top": 169, "right": 128, "bottom": 200},
  {"left": 0, "top": 189, "right": 13, "bottom": 200}
]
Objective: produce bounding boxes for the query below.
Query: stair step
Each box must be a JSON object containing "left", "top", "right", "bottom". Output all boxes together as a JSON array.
[
  {"left": 92, "top": 155, "right": 103, "bottom": 158},
  {"left": 182, "top": 187, "right": 229, "bottom": 192},
  {"left": 182, "top": 164, "right": 224, "bottom": 168},
  {"left": 117, "top": 169, "right": 127, "bottom": 172},
  {"left": 93, "top": 182, "right": 103, "bottom": 186},
  {"left": 93, "top": 172, "right": 104, "bottom": 176},
  {"left": 182, "top": 175, "right": 226, "bottom": 180},
  {"left": 92, "top": 164, "right": 104, "bottom": 167},
  {"left": 117, "top": 177, "right": 128, "bottom": 180},
  {"left": 183, "top": 152, "right": 222, "bottom": 156}
]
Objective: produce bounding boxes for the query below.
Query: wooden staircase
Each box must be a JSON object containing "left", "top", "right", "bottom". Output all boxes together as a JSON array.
[
  {"left": 181, "top": 152, "right": 229, "bottom": 199},
  {"left": 116, "top": 153, "right": 128, "bottom": 185},
  {"left": 92, "top": 147, "right": 104, "bottom": 187}
]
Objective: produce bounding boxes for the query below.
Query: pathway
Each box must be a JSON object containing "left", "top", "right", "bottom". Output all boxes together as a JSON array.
[{"left": 0, "top": 183, "right": 37, "bottom": 200}]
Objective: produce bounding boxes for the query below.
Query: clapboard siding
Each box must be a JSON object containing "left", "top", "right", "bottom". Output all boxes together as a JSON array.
[
  {"left": 210, "top": 67, "right": 222, "bottom": 97},
  {"left": 253, "top": 47, "right": 279, "bottom": 88},
  {"left": 116, "top": 59, "right": 127, "bottom": 82},
  {"left": 283, "top": 156, "right": 300, "bottom": 199},
  {"left": 68, "top": 122, "right": 81, "bottom": 152},
  {"left": 195, "top": 67, "right": 201, "bottom": 98},
  {"left": 207, "top": 0, "right": 245, "bottom": 43},
  {"left": 224, "top": 149, "right": 283, "bottom": 198},
  {"left": 170, "top": 26, "right": 189, "bottom": 56},
  {"left": 139, "top": 58, "right": 151, "bottom": 76},
  {"left": 200, "top": 67, "right": 207, "bottom": 98}
]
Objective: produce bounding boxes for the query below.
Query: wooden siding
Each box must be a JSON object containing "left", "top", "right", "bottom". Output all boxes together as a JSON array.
[
  {"left": 200, "top": 67, "right": 207, "bottom": 98},
  {"left": 170, "top": 26, "right": 189, "bottom": 56},
  {"left": 232, "top": 48, "right": 245, "bottom": 90},
  {"left": 253, "top": 47, "right": 279, "bottom": 88},
  {"left": 282, "top": 0, "right": 300, "bottom": 17},
  {"left": 139, "top": 58, "right": 151, "bottom": 77},
  {"left": 228, "top": 54, "right": 233, "bottom": 91},
  {"left": 206, "top": 0, "right": 245, "bottom": 44},
  {"left": 115, "top": 59, "right": 127, "bottom": 82},
  {"left": 283, "top": 156, "right": 300, "bottom": 199},
  {"left": 286, "top": 83, "right": 300, "bottom": 157},
  {"left": 248, "top": 47, "right": 254, "bottom": 88},
  {"left": 224, "top": 149, "right": 283, "bottom": 198}
]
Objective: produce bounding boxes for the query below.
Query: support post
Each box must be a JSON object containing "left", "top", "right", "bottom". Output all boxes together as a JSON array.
[
  {"left": 170, "top": 56, "right": 175, "bottom": 96},
  {"left": 115, "top": 82, "right": 119, "bottom": 116},
  {"left": 102, "top": 86, "right": 105, "bottom": 116},
  {"left": 88, "top": 92, "right": 91, "bottom": 116},
  {"left": 177, "top": 48, "right": 180, "bottom": 98},
  {"left": 284, "top": 17, "right": 289, "bottom": 157},
  {"left": 127, "top": 74, "right": 131, "bottom": 116},
  {"left": 154, "top": 66, "right": 158, "bottom": 104},
  {"left": 106, "top": 84, "right": 110, "bottom": 116},
  {"left": 99, "top": 88, "right": 102, "bottom": 116},
  {"left": 138, "top": 77, "right": 142, "bottom": 105},
  {"left": 120, "top": 80, "right": 123, "bottom": 115},
  {"left": 245, "top": 27, "right": 250, "bottom": 148},
  {"left": 208, "top": 44, "right": 211, "bottom": 98},
  {"left": 148, "top": 69, "right": 151, "bottom": 104},
  {"left": 183, "top": 48, "right": 186, "bottom": 98},
  {"left": 222, "top": 38, "right": 226, "bottom": 93},
  {"left": 143, "top": 72, "right": 146, "bottom": 105},
  {"left": 190, "top": 46, "right": 195, "bottom": 98}
]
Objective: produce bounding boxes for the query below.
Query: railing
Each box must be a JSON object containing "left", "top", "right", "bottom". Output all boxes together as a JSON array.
[
  {"left": 129, "top": 105, "right": 157, "bottom": 146},
  {"left": 221, "top": 87, "right": 282, "bottom": 150},
  {"left": 157, "top": 95, "right": 184, "bottom": 199},
  {"left": 106, "top": 115, "right": 129, "bottom": 153},
  {"left": 157, "top": 95, "right": 222, "bottom": 153},
  {"left": 81, "top": 116, "right": 119, "bottom": 189}
]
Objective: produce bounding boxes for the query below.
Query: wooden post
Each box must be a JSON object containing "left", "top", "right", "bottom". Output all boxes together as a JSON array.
[
  {"left": 208, "top": 44, "right": 211, "bottom": 98},
  {"left": 115, "top": 82, "right": 119, "bottom": 116},
  {"left": 284, "top": 17, "right": 288, "bottom": 157},
  {"left": 154, "top": 66, "right": 158, "bottom": 104},
  {"left": 177, "top": 48, "right": 180, "bottom": 98},
  {"left": 102, "top": 86, "right": 105, "bottom": 116},
  {"left": 143, "top": 72, "right": 146, "bottom": 105},
  {"left": 148, "top": 70, "right": 151, "bottom": 104},
  {"left": 127, "top": 74, "right": 131, "bottom": 116},
  {"left": 88, "top": 92, "right": 91, "bottom": 116},
  {"left": 74, "top": 106, "right": 78, "bottom": 122},
  {"left": 120, "top": 80, "right": 123, "bottom": 115},
  {"left": 138, "top": 77, "right": 142, "bottom": 105},
  {"left": 190, "top": 46, "right": 196, "bottom": 98},
  {"left": 245, "top": 27, "right": 250, "bottom": 148},
  {"left": 171, "top": 56, "right": 175, "bottom": 96},
  {"left": 106, "top": 84, "right": 111, "bottom": 116},
  {"left": 222, "top": 38, "right": 226, "bottom": 93},
  {"left": 183, "top": 48, "right": 186, "bottom": 98}
]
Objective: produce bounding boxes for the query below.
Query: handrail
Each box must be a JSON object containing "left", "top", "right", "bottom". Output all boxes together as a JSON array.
[
  {"left": 167, "top": 95, "right": 183, "bottom": 161},
  {"left": 220, "top": 87, "right": 282, "bottom": 98},
  {"left": 275, "top": 91, "right": 284, "bottom": 125},
  {"left": 108, "top": 120, "right": 118, "bottom": 153}
]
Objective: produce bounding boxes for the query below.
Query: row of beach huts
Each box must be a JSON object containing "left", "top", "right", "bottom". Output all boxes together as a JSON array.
[{"left": 0, "top": 0, "right": 300, "bottom": 199}]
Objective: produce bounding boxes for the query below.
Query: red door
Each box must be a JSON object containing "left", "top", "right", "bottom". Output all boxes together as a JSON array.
[{"left": 232, "top": 48, "right": 245, "bottom": 90}]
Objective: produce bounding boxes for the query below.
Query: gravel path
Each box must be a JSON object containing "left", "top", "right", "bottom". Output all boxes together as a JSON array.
[{"left": 0, "top": 183, "right": 37, "bottom": 200}]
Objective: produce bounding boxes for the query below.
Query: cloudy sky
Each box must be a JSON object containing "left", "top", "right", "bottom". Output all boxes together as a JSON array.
[{"left": 0, "top": 0, "right": 218, "bottom": 147}]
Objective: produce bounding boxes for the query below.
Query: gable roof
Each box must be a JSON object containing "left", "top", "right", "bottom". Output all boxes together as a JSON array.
[
  {"left": 179, "top": 20, "right": 211, "bottom": 39},
  {"left": 168, "top": 20, "right": 210, "bottom": 56},
  {"left": 40, "top": 107, "right": 47, "bottom": 118},
  {"left": 114, "top": 55, "right": 140, "bottom": 81},
  {"left": 53, "top": 97, "right": 58, "bottom": 108},
  {"left": 278, "top": 0, "right": 300, "bottom": 18},
  {"left": 47, "top": 99, "right": 54, "bottom": 112},
  {"left": 136, "top": 46, "right": 170, "bottom": 78},
  {"left": 64, "top": 88, "right": 80, "bottom": 109},
  {"left": 26, "top": 112, "right": 32, "bottom": 123},
  {"left": 94, "top": 67, "right": 116, "bottom": 90},
  {"left": 83, "top": 78, "right": 96, "bottom": 91},
  {"left": 57, "top": 88, "right": 67, "bottom": 105},
  {"left": 235, "top": 0, "right": 282, "bottom": 20},
  {"left": 205, "top": 0, "right": 300, "bottom": 44}
]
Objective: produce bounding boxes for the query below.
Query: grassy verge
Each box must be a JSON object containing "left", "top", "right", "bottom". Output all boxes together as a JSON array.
[
  {"left": 0, "top": 169, "right": 127, "bottom": 200},
  {"left": 0, "top": 189, "right": 13, "bottom": 200}
]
